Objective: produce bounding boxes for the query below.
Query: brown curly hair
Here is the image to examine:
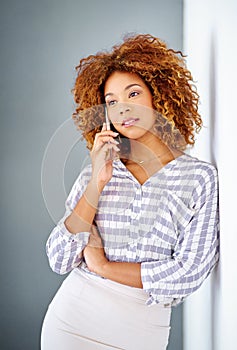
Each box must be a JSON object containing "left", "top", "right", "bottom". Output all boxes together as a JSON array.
[{"left": 72, "top": 33, "right": 202, "bottom": 151}]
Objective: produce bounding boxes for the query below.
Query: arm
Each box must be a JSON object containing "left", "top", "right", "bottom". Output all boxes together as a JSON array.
[
  {"left": 64, "top": 126, "right": 119, "bottom": 234},
  {"left": 141, "top": 166, "right": 219, "bottom": 305},
  {"left": 83, "top": 226, "right": 142, "bottom": 288},
  {"left": 46, "top": 127, "right": 119, "bottom": 275},
  {"left": 64, "top": 180, "right": 102, "bottom": 234},
  {"left": 46, "top": 168, "right": 92, "bottom": 274}
]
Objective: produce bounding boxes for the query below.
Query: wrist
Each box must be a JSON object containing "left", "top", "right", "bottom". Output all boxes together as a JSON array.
[{"left": 89, "top": 178, "right": 106, "bottom": 194}]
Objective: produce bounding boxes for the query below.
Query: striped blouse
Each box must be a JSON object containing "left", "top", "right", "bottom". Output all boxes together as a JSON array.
[{"left": 46, "top": 153, "right": 219, "bottom": 306}]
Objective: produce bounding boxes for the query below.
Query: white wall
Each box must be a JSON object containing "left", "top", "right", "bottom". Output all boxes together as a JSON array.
[{"left": 183, "top": 1, "right": 237, "bottom": 349}]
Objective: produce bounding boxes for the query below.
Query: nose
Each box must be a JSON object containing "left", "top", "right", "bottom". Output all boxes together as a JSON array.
[{"left": 119, "top": 103, "right": 131, "bottom": 115}]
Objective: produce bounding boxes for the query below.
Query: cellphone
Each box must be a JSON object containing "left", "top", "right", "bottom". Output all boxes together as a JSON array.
[
  {"left": 104, "top": 106, "right": 113, "bottom": 160},
  {"left": 104, "top": 105, "right": 111, "bottom": 131}
]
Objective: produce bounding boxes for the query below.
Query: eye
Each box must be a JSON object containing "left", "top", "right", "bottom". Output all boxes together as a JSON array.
[
  {"left": 106, "top": 99, "right": 117, "bottom": 107},
  {"left": 129, "top": 91, "right": 140, "bottom": 98}
]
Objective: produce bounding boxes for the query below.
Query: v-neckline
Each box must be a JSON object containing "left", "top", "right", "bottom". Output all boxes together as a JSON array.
[{"left": 114, "top": 153, "right": 186, "bottom": 187}]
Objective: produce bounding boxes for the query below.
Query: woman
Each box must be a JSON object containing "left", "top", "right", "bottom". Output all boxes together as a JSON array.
[{"left": 41, "top": 34, "right": 219, "bottom": 350}]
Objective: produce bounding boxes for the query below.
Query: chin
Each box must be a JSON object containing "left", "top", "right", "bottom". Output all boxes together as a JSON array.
[
  {"left": 120, "top": 130, "right": 143, "bottom": 140},
  {"left": 125, "top": 127, "right": 152, "bottom": 140}
]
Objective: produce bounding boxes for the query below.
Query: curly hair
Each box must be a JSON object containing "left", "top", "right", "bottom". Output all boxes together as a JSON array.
[{"left": 72, "top": 33, "right": 202, "bottom": 151}]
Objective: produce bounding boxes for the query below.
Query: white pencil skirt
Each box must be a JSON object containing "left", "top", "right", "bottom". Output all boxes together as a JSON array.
[{"left": 41, "top": 268, "right": 171, "bottom": 350}]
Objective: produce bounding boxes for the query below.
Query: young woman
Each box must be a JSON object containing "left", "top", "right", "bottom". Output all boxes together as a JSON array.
[{"left": 41, "top": 34, "right": 219, "bottom": 350}]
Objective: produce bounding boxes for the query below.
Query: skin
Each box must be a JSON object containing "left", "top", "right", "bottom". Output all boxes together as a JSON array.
[{"left": 65, "top": 71, "right": 178, "bottom": 288}]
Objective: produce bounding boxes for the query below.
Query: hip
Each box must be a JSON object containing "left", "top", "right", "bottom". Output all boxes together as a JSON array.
[{"left": 42, "top": 267, "right": 171, "bottom": 350}]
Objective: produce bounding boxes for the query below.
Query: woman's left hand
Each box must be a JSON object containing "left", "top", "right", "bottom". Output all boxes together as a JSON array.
[{"left": 83, "top": 225, "right": 108, "bottom": 274}]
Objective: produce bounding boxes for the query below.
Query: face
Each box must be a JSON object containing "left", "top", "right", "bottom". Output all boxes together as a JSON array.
[{"left": 104, "top": 71, "right": 156, "bottom": 140}]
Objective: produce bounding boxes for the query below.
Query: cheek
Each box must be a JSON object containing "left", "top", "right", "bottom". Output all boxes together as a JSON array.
[
  {"left": 133, "top": 103, "right": 155, "bottom": 119},
  {"left": 107, "top": 109, "right": 119, "bottom": 124},
  {"left": 143, "top": 97, "right": 154, "bottom": 110}
]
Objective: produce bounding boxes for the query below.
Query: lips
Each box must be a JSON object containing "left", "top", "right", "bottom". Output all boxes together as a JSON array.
[{"left": 121, "top": 118, "right": 139, "bottom": 127}]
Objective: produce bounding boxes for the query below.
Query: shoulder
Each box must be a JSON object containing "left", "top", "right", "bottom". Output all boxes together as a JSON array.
[
  {"left": 177, "top": 153, "right": 218, "bottom": 204},
  {"left": 177, "top": 153, "right": 218, "bottom": 181}
]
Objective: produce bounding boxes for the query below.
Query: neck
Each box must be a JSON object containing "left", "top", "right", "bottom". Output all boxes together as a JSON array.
[{"left": 129, "top": 133, "right": 168, "bottom": 161}]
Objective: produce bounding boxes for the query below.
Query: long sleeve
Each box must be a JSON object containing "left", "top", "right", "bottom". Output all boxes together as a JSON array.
[
  {"left": 141, "top": 164, "right": 219, "bottom": 306},
  {"left": 46, "top": 167, "right": 91, "bottom": 275}
]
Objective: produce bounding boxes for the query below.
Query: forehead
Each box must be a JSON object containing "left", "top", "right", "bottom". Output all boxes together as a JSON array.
[{"left": 104, "top": 71, "right": 145, "bottom": 93}]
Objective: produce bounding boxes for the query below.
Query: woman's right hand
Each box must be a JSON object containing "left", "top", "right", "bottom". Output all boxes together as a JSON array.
[{"left": 90, "top": 124, "right": 120, "bottom": 192}]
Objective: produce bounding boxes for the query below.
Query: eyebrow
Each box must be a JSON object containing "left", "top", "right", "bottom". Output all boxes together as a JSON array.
[{"left": 104, "top": 83, "right": 142, "bottom": 99}]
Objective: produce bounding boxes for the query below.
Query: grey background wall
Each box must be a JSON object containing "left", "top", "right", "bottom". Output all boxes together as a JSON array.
[{"left": 0, "top": 0, "right": 183, "bottom": 349}]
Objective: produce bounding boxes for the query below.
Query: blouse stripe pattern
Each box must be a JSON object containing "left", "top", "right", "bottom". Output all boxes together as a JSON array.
[{"left": 46, "top": 153, "right": 219, "bottom": 306}]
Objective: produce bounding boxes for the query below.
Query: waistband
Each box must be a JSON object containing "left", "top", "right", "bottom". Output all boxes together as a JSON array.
[
  {"left": 75, "top": 265, "right": 150, "bottom": 303},
  {"left": 74, "top": 264, "right": 173, "bottom": 308}
]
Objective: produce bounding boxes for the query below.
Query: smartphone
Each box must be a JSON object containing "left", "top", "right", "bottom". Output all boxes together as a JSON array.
[
  {"left": 104, "top": 106, "right": 113, "bottom": 160},
  {"left": 104, "top": 105, "right": 111, "bottom": 132}
]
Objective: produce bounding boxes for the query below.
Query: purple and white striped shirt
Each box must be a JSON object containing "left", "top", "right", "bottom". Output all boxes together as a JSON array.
[{"left": 46, "top": 153, "right": 219, "bottom": 306}]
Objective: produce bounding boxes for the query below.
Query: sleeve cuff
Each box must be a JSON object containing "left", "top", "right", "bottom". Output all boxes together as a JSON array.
[
  {"left": 57, "top": 217, "right": 90, "bottom": 246},
  {"left": 141, "top": 262, "right": 175, "bottom": 307}
]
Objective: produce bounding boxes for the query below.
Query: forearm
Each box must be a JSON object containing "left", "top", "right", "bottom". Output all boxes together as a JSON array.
[
  {"left": 64, "top": 126, "right": 119, "bottom": 235},
  {"left": 64, "top": 180, "right": 102, "bottom": 234},
  {"left": 83, "top": 227, "right": 143, "bottom": 288},
  {"left": 96, "top": 261, "right": 143, "bottom": 289}
]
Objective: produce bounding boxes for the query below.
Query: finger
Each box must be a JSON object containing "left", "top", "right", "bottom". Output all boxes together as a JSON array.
[
  {"left": 93, "top": 130, "right": 118, "bottom": 147},
  {"left": 99, "top": 136, "right": 119, "bottom": 144},
  {"left": 92, "top": 137, "right": 119, "bottom": 154},
  {"left": 100, "top": 130, "right": 119, "bottom": 137},
  {"left": 95, "top": 129, "right": 118, "bottom": 139},
  {"left": 106, "top": 143, "right": 120, "bottom": 153}
]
